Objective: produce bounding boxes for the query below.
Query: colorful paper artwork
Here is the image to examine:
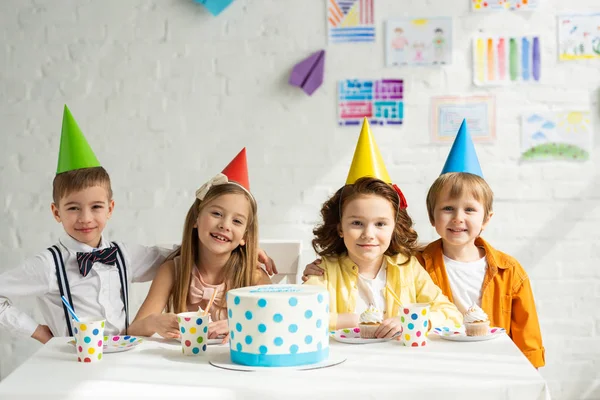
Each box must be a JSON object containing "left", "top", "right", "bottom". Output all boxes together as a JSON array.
[
  {"left": 338, "top": 79, "right": 404, "bottom": 126},
  {"left": 521, "top": 112, "right": 592, "bottom": 161},
  {"left": 289, "top": 50, "right": 326, "bottom": 96},
  {"left": 385, "top": 18, "right": 453, "bottom": 66},
  {"left": 471, "top": 0, "right": 539, "bottom": 11},
  {"left": 431, "top": 96, "right": 496, "bottom": 143},
  {"left": 473, "top": 36, "right": 541, "bottom": 86},
  {"left": 328, "top": 0, "right": 375, "bottom": 43},
  {"left": 558, "top": 14, "right": 600, "bottom": 61}
]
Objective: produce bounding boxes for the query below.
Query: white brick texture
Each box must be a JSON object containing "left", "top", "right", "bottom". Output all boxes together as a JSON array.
[{"left": 1, "top": 1, "right": 599, "bottom": 398}]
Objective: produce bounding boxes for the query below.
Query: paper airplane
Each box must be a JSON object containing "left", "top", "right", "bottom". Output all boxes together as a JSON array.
[
  {"left": 289, "top": 50, "right": 326, "bottom": 96},
  {"left": 194, "top": 0, "right": 234, "bottom": 16}
]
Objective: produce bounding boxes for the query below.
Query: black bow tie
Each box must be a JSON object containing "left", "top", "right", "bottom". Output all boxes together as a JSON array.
[{"left": 76, "top": 247, "right": 118, "bottom": 277}]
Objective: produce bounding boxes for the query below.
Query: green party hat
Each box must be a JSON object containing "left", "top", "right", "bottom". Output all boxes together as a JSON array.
[{"left": 56, "top": 105, "right": 101, "bottom": 174}]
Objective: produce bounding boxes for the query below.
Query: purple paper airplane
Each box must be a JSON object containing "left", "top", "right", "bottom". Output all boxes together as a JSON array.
[{"left": 289, "top": 50, "right": 326, "bottom": 96}]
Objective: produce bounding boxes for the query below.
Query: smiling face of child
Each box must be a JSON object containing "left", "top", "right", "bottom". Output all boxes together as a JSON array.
[
  {"left": 195, "top": 192, "right": 251, "bottom": 258},
  {"left": 51, "top": 185, "right": 114, "bottom": 248},
  {"left": 338, "top": 194, "right": 396, "bottom": 269}
]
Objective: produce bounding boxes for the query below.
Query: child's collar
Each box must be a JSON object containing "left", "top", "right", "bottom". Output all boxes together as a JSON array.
[{"left": 59, "top": 233, "right": 111, "bottom": 253}]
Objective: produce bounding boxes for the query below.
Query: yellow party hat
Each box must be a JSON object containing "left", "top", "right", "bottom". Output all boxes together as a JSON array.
[{"left": 345, "top": 118, "right": 391, "bottom": 184}]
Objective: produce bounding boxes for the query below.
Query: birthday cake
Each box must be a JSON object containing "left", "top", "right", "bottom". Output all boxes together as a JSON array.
[{"left": 226, "top": 284, "right": 330, "bottom": 367}]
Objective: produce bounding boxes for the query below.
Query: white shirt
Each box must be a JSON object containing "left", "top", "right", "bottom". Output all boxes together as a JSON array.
[
  {"left": 354, "top": 263, "right": 387, "bottom": 315},
  {"left": 443, "top": 254, "right": 487, "bottom": 314},
  {"left": 0, "top": 234, "right": 171, "bottom": 338}
]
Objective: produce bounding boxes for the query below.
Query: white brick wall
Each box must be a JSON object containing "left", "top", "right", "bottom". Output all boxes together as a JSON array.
[{"left": 1, "top": 0, "right": 599, "bottom": 398}]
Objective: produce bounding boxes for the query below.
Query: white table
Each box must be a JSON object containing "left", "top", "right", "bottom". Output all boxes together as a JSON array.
[{"left": 0, "top": 334, "right": 549, "bottom": 400}]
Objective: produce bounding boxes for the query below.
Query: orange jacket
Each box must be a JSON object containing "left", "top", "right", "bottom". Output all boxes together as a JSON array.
[{"left": 417, "top": 237, "right": 545, "bottom": 368}]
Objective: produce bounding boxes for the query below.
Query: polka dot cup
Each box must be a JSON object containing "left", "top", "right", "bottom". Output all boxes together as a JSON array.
[
  {"left": 399, "top": 303, "right": 430, "bottom": 347},
  {"left": 177, "top": 312, "right": 209, "bottom": 356},
  {"left": 72, "top": 317, "right": 106, "bottom": 363}
]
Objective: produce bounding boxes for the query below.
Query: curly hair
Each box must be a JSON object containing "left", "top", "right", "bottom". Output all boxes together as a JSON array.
[{"left": 312, "top": 177, "right": 419, "bottom": 262}]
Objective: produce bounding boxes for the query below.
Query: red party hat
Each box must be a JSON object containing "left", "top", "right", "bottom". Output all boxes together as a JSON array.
[{"left": 221, "top": 148, "right": 250, "bottom": 191}]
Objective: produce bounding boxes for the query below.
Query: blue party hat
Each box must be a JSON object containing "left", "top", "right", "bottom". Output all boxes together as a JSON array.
[{"left": 440, "top": 119, "right": 483, "bottom": 177}]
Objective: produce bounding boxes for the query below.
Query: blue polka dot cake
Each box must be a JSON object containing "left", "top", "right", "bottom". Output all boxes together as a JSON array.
[{"left": 226, "top": 284, "right": 330, "bottom": 367}]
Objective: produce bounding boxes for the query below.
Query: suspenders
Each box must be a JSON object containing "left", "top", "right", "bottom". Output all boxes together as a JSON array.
[
  {"left": 49, "top": 243, "right": 130, "bottom": 336},
  {"left": 48, "top": 245, "right": 75, "bottom": 336},
  {"left": 111, "top": 242, "right": 129, "bottom": 333}
]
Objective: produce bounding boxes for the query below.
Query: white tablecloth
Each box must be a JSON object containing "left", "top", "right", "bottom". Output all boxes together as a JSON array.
[{"left": 0, "top": 334, "right": 549, "bottom": 400}]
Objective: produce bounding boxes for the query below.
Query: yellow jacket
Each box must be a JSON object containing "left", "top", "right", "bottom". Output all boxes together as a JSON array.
[
  {"left": 304, "top": 253, "right": 463, "bottom": 331},
  {"left": 417, "top": 238, "right": 545, "bottom": 368}
]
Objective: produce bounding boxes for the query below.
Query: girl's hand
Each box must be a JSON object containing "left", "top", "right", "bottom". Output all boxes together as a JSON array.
[
  {"left": 221, "top": 333, "right": 230, "bottom": 345},
  {"left": 374, "top": 317, "right": 403, "bottom": 339},
  {"left": 301, "top": 259, "right": 323, "bottom": 282},
  {"left": 258, "top": 248, "right": 278, "bottom": 275},
  {"left": 151, "top": 313, "right": 180, "bottom": 339},
  {"left": 208, "top": 320, "right": 229, "bottom": 339}
]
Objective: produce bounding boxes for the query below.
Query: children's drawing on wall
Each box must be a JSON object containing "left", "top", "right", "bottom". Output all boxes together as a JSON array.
[
  {"left": 386, "top": 18, "right": 452, "bottom": 66},
  {"left": 558, "top": 14, "right": 600, "bottom": 61},
  {"left": 521, "top": 112, "right": 592, "bottom": 161},
  {"left": 472, "top": 0, "right": 539, "bottom": 11},
  {"left": 473, "top": 36, "right": 541, "bottom": 85},
  {"left": 431, "top": 95, "right": 496, "bottom": 143},
  {"left": 328, "top": 0, "right": 375, "bottom": 43},
  {"left": 338, "top": 79, "right": 404, "bottom": 126}
]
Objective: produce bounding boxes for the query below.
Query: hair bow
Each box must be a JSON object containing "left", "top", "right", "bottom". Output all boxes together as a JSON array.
[
  {"left": 195, "top": 173, "right": 229, "bottom": 201},
  {"left": 392, "top": 184, "right": 408, "bottom": 210}
]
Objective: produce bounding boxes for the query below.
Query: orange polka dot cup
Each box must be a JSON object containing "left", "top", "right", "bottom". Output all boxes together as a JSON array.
[
  {"left": 177, "top": 312, "right": 209, "bottom": 356},
  {"left": 398, "top": 303, "right": 430, "bottom": 347},
  {"left": 72, "top": 318, "right": 105, "bottom": 363}
]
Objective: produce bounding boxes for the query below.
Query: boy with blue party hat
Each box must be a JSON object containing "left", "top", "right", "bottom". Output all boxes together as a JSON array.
[
  {"left": 0, "top": 105, "right": 173, "bottom": 343},
  {"left": 419, "top": 119, "right": 545, "bottom": 367}
]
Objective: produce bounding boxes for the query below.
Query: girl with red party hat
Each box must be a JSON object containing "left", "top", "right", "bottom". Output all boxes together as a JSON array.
[{"left": 128, "top": 148, "right": 271, "bottom": 341}]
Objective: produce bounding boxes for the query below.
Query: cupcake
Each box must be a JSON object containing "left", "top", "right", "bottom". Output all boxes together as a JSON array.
[
  {"left": 463, "top": 304, "right": 490, "bottom": 336},
  {"left": 358, "top": 306, "right": 383, "bottom": 339}
]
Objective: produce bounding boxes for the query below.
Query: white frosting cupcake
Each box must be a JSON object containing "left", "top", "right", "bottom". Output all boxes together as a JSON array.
[
  {"left": 463, "top": 304, "right": 490, "bottom": 336},
  {"left": 358, "top": 306, "right": 383, "bottom": 339}
]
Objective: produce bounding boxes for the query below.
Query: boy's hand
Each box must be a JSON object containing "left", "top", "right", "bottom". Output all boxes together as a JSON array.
[
  {"left": 301, "top": 259, "right": 323, "bottom": 282},
  {"left": 151, "top": 313, "right": 180, "bottom": 339},
  {"left": 374, "top": 317, "right": 403, "bottom": 339},
  {"left": 208, "top": 320, "right": 229, "bottom": 339},
  {"left": 258, "top": 248, "right": 278, "bottom": 275},
  {"left": 32, "top": 324, "right": 53, "bottom": 344}
]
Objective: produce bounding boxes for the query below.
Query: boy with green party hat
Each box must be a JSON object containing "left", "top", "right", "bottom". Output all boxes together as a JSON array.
[
  {"left": 0, "top": 105, "right": 173, "bottom": 343},
  {"left": 0, "top": 106, "right": 277, "bottom": 344}
]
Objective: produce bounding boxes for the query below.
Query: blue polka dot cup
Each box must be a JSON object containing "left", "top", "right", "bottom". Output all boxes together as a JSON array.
[
  {"left": 72, "top": 317, "right": 105, "bottom": 363},
  {"left": 177, "top": 312, "right": 209, "bottom": 356},
  {"left": 398, "top": 303, "right": 430, "bottom": 347}
]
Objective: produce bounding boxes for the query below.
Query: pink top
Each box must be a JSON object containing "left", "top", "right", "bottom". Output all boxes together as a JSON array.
[{"left": 174, "top": 256, "right": 227, "bottom": 321}]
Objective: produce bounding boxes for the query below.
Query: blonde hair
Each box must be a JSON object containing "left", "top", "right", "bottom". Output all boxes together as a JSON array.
[
  {"left": 167, "top": 183, "right": 258, "bottom": 314},
  {"left": 52, "top": 167, "right": 113, "bottom": 204},
  {"left": 312, "top": 177, "right": 419, "bottom": 261},
  {"left": 426, "top": 172, "right": 494, "bottom": 224}
]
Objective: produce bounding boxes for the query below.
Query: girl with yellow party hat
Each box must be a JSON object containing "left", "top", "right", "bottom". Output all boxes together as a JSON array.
[{"left": 305, "top": 119, "right": 462, "bottom": 339}]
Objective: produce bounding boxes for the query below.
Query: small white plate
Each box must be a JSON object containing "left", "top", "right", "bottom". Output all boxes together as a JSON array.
[
  {"left": 330, "top": 327, "right": 397, "bottom": 344},
  {"left": 69, "top": 335, "right": 143, "bottom": 353},
  {"left": 431, "top": 326, "right": 505, "bottom": 342}
]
